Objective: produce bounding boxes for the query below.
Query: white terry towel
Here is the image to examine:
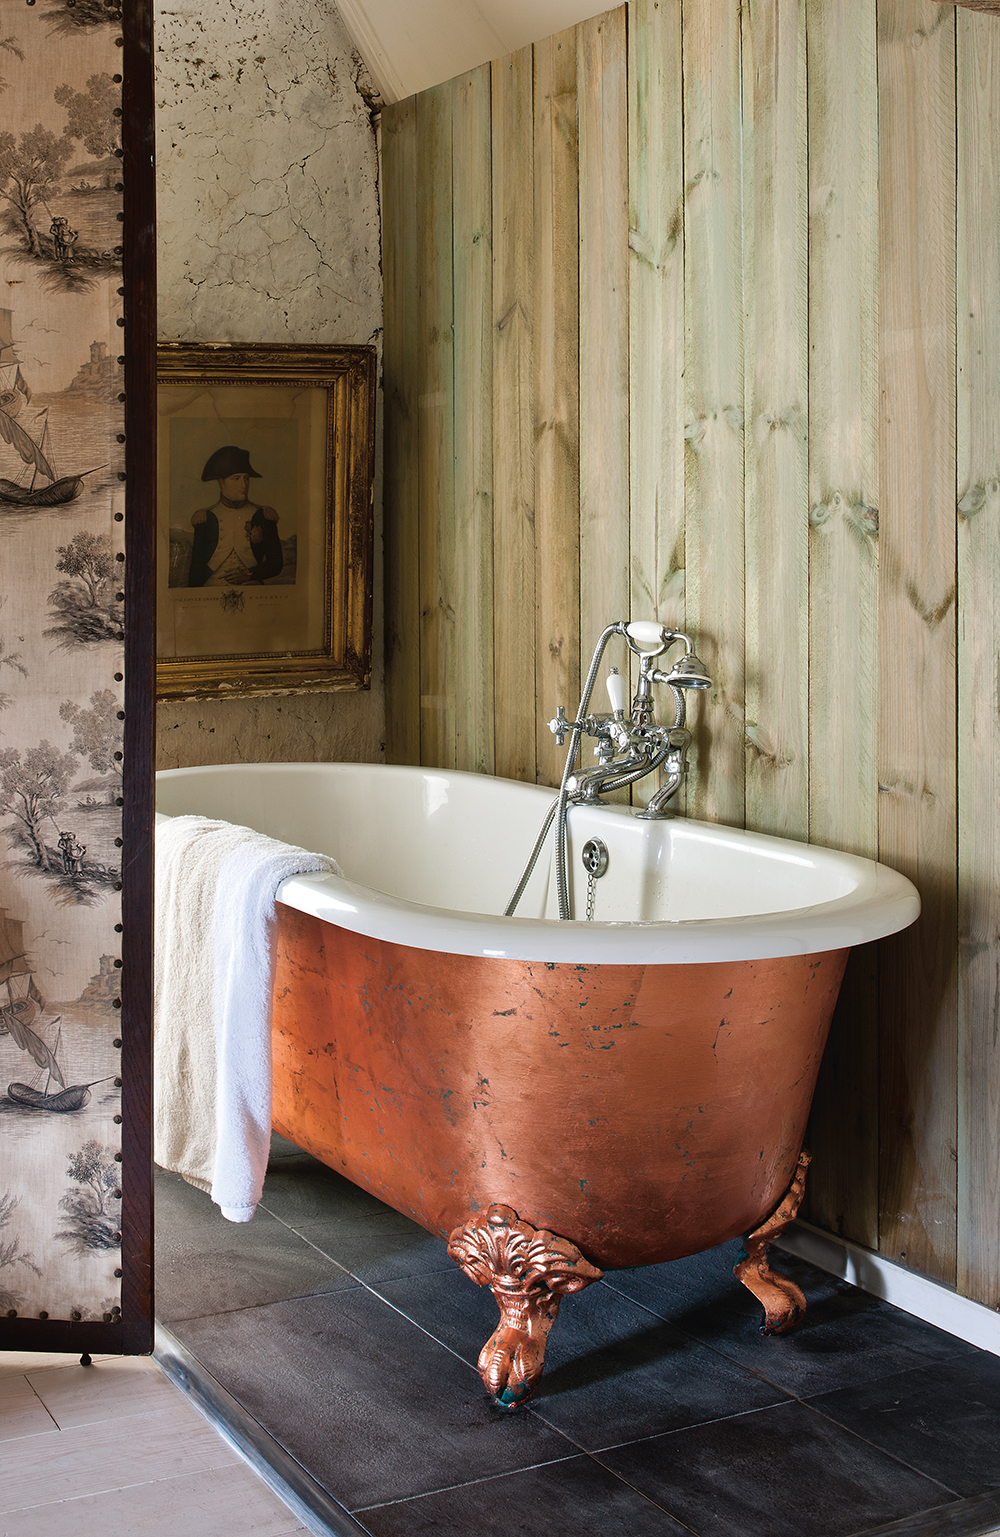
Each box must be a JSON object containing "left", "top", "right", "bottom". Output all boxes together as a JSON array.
[{"left": 154, "top": 814, "right": 341, "bottom": 1221}]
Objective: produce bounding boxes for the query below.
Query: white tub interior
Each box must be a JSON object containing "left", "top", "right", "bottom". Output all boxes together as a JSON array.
[{"left": 155, "top": 763, "right": 920, "bottom": 965}]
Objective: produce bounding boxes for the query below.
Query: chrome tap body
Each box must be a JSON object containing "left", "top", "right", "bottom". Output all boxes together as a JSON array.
[
  {"left": 504, "top": 621, "right": 713, "bottom": 922},
  {"left": 553, "top": 632, "right": 708, "bottom": 817}
]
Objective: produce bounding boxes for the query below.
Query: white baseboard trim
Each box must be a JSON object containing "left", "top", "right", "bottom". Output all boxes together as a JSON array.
[{"left": 779, "top": 1220, "right": 1000, "bottom": 1358}]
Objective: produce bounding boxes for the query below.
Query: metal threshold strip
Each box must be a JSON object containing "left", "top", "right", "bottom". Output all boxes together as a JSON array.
[{"left": 154, "top": 1323, "right": 374, "bottom": 1537}]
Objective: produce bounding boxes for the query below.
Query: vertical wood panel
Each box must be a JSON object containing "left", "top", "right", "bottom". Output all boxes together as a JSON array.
[
  {"left": 416, "top": 83, "right": 457, "bottom": 770},
  {"left": 628, "top": 0, "right": 685, "bottom": 809},
  {"left": 452, "top": 67, "right": 495, "bottom": 775},
  {"left": 683, "top": 0, "right": 746, "bottom": 828},
  {"left": 878, "top": 0, "right": 958, "bottom": 1284},
  {"left": 804, "top": 0, "right": 880, "bottom": 1247},
  {"left": 742, "top": 0, "right": 809, "bottom": 839},
  {"left": 382, "top": 97, "right": 421, "bottom": 766},
  {"left": 578, "top": 9, "right": 630, "bottom": 669},
  {"left": 957, "top": 9, "right": 1000, "bottom": 1308},
  {"left": 533, "top": 29, "right": 581, "bottom": 786},
  {"left": 492, "top": 48, "right": 537, "bottom": 784}
]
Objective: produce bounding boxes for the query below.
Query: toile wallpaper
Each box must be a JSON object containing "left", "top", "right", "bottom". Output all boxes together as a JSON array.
[{"left": 0, "top": 0, "right": 126, "bottom": 1325}]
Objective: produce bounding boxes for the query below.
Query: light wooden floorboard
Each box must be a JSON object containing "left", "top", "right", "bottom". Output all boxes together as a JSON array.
[
  {"left": 0, "top": 1354, "right": 311, "bottom": 1535},
  {"left": 0, "top": 1464, "right": 310, "bottom": 1536},
  {"left": 0, "top": 1374, "right": 58, "bottom": 1443},
  {"left": 1, "top": 1405, "right": 240, "bottom": 1512},
  {"left": 23, "top": 1354, "right": 183, "bottom": 1429}
]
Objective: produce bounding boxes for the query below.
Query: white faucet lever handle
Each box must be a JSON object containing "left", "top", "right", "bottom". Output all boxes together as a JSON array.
[
  {"left": 625, "top": 620, "right": 667, "bottom": 651},
  {"left": 606, "top": 668, "right": 627, "bottom": 715}
]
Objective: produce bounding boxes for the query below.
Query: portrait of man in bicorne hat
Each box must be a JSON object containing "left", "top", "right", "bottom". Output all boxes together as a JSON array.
[{"left": 183, "top": 445, "right": 285, "bottom": 587}]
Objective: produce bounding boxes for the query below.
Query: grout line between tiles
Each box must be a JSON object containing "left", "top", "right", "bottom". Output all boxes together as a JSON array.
[
  {"left": 576, "top": 1459, "right": 703, "bottom": 1536},
  {"left": 352, "top": 1449, "right": 701, "bottom": 1532},
  {"left": 799, "top": 1395, "right": 963, "bottom": 1503},
  {"left": 580, "top": 1396, "right": 794, "bottom": 1458},
  {"left": 351, "top": 1453, "right": 581, "bottom": 1512}
]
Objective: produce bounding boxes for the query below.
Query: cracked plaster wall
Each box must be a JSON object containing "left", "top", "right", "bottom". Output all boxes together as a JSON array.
[{"left": 154, "top": 0, "right": 385, "bottom": 769}]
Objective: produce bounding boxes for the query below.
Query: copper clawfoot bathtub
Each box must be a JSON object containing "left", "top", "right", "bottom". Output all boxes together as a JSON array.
[{"left": 156, "top": 762, "right": 920, "bottom": 1407}]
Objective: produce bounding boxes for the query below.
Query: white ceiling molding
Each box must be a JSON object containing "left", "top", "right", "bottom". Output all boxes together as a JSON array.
[{"left": 336, "top": 0, "right": 609, "bottom": 103}]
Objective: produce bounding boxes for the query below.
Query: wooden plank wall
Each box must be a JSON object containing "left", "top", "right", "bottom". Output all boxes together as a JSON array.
[{"left": 381, "top": 0, "right": 1000, "bottom": 1307}]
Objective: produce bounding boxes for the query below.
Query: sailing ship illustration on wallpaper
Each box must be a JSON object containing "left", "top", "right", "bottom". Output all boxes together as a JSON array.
[
  {"left": 0, "top": 906, "right": 103, "bottom": 1113},
  {"left": 0, "top": 310, "right": 97, "bottom": 508}
]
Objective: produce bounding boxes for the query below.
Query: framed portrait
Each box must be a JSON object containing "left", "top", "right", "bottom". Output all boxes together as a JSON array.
[{"left": 155, "top": 343, "right": 375, "bottom": 700}]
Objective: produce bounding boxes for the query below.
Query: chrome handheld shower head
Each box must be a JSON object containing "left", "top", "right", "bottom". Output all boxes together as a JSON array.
[{"left": 660, "top": 652, "right": 712, "bottom": 690}]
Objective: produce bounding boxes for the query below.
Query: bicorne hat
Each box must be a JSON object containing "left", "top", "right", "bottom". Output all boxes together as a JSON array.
[{"left": 201, "top": 445, "right": 262, "bottom": 482}]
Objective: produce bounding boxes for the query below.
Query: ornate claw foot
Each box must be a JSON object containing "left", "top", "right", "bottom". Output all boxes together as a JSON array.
[
  {"left": 734, "top": 1151, "right": 811, "bottom": 1335},
  {"left": 448, "top": 1204, "right": 603, "bottom": 1408}
]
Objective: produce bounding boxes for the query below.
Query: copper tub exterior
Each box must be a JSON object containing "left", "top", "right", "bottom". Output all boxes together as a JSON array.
[{"left": 270, "top": 904, "right": 848, "bottom": 1271}]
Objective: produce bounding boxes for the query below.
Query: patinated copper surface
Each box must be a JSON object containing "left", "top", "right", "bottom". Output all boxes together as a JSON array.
[
  {"left": 447, "top": 1203, "right": 603, "bottom": 1407},
  {"left": 270, "top": 904, "right": 848, "bottom": 1271},
  {"left": 733, "top": 1150, "right": 811, "bottom": 1333}
]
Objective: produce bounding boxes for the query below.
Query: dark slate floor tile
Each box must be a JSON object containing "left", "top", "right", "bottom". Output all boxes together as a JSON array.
[
  {"left": 597, "top": 1399, "right": 957, "bottom": 1537},
  {"left": 154, "top": 1167, "right": 355, "bottom": 1322},
  {"left": 172, "top": 1287, "right": 578, "bottom": 1509},
  {"left": 259, "top": 1154, "right": 393, "bottom": 1226},
  {"left": 606, "top": 1243, "right": 975, "bottom": 1396},
  {"left": 375, "top": 1267, "right": 790, "bottom": 1449},
  {"left": 812, "top": 1354, "right": 1000, "bottom": 1499},
  {"left": 373, "top": 1252, "right": 500, "bottom": 1356},
  {"left": 356, "top": 1455, "right": 692, "bottom": 1536},
  {"left": 293, "top": 1209, "right": 456, "bottom": 1283}
]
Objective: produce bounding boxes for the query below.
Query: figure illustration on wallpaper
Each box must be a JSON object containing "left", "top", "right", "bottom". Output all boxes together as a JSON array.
[
  {"left": 0, "top": 737, "right": 121, "bottom": 904},
  {"left": 0, "top": 69, "right": 121, "bottom": 292},
  {"left": 171, "top": 446, "right": 292, "bottom": 589},
  {"left": 56, "top": 1140, "right": 121, "bottom": 1254},
  {"left": 46, "top": 530, "right": 124, "bottom": 647},
  {"left": 0, "top": 1191, "right": 41, "bottom": 1311}
]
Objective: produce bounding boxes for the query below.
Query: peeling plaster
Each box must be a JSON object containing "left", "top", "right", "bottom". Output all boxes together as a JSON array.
[{"left": 154, "top": 0, "right": 384, "bottom": 768}]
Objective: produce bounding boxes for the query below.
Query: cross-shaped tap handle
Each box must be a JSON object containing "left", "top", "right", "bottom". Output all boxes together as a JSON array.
[{"left": 548, "top": 705, "right": 569, "bottom": 745}]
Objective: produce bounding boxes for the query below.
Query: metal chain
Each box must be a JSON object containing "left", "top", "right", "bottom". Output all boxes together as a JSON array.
[{"left": 586, "top": 871, "right": 597, "bottom": 922}]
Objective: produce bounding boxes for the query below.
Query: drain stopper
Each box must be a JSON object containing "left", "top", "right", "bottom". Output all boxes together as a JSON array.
[{"left": 581, "top": 838, "right": 609, "bottom": 878}]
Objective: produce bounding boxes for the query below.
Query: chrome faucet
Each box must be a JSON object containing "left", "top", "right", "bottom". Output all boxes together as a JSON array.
[
  {"left": 550, "top": 623, "right": 711, "bottom": 817},
  {"left": 505, "top": 621, "right": 713, "bottom": 921}
]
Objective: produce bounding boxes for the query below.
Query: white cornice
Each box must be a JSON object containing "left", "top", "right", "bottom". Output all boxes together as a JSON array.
[{"left": 335, "top": 0, "right": 609, "bottom": 104}]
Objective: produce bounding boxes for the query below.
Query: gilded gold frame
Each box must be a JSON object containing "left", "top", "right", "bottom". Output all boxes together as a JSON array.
[{"left": 155, "top": 342, "right": 374, "bottom": 701}]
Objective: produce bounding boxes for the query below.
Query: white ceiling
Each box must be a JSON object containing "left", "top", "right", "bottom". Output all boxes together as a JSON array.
[{"left": 336, "top": 0, "right": 610, "bottom": 103}]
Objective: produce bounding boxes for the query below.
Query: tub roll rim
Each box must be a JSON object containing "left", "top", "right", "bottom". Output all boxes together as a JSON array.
[{"left": 275, "top": 862, "right": 918, "bottom": 966}]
